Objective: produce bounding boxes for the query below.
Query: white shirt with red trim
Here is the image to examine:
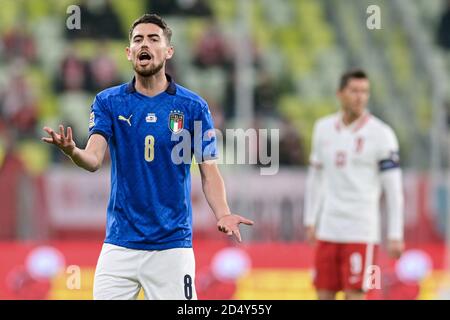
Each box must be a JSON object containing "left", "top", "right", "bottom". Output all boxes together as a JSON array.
[{"left": 308, "top": 112, "right": 401, "bottom": 243}]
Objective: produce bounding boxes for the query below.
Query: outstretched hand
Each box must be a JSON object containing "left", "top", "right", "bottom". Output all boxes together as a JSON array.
[
  {"left": 217, "top": 214, "right": 254, "bottom": 243},
  {"left": 41, "top": 125, "right": 76, "bottom": 156}
]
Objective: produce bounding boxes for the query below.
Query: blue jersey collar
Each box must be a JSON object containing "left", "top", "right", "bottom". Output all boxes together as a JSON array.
[{"left": 126, "top": 73, "right": 177, "bottom": 95}]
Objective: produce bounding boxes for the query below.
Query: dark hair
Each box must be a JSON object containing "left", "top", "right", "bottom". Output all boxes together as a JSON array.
[
  {"left": 339, "top": 69, "right": 369, "bottom": 90},
  {"left": 129, "top": 14, "right": 172, "bottom": 43}
]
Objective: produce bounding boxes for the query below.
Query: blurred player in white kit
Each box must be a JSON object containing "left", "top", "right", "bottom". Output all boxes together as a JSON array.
[{"left": 304, "top": 69, "right": 405, "bottom": 300}]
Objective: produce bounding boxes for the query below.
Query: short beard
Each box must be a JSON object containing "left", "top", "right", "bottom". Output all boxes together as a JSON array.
[{"left": 133, "top": 60, "right": 165, "bottom": 77}]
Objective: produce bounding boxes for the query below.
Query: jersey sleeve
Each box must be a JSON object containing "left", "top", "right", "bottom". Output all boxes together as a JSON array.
[
  {"left": 88, "top": 95, "right": 113, "bottom": 141},
  {"left": 377, "top": 126, "right": 400, "bottom": 172},
  {"left": 309, "top": 121, "right": 323, "bottom": 168},
  {"left": 192, "top": 102, "right": 218, "bottom": 162}
]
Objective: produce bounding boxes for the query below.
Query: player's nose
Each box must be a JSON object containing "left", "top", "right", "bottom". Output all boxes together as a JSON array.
[{"left": 141, "top": 40, "right": 151, "bottom": 49}]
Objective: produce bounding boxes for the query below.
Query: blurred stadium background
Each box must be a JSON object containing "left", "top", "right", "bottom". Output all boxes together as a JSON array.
[{"left": 0, "top": 0, "right": 450, "bottom": 300}]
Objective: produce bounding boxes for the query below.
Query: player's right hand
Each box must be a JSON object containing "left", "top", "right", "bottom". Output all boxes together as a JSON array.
[
  {"left": 41, "top": 125, "right": 76, "bottom": 156},
  {"left": 306, "top": 226, "right": 316, "bottom": 244}
]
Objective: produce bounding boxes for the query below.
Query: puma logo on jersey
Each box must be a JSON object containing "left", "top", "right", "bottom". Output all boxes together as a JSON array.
[{"left": 118, "top": 114, "right": 132, "bottom": 126}]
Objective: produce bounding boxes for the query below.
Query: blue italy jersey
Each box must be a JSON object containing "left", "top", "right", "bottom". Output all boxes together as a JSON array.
[{"left": 88, "top": 74, "right": 218, "bottom": 250}]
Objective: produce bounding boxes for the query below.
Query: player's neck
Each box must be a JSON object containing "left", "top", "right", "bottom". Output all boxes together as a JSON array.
[
  {"left": 342, "top": 111, "right": 365, "bottom": 126},
  {"left": 134, "top": 71, "right": 169, "bottom": 97}
]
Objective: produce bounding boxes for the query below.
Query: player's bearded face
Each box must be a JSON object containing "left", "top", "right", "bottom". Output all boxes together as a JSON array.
[
  {"left": 127, "top": 23, "right": 173, "bottom": 77},
  {"left": 339, "top": 79, "right": 370, "bottom": 117}
]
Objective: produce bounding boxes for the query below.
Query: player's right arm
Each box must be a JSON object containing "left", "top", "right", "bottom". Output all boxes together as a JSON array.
[
  {"left": 303, "top": 121, "right": 324, "bottom": 244},
  {"left": 304, "top": 165, "right": 323, "bottom": 243},
  {"left": 42, "top": 125, "right": 107, "bottom": 172}
]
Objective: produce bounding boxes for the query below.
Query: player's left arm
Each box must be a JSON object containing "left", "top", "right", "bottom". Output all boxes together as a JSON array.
[
  {"left": 379, "top": 126, "right": 405, "bottom": 258},
  {"left": 198, "top": 160, "right": 254, "bottom": 242},
  {"left": 381, "top": 169, "right": 404, "bottom": 258}
]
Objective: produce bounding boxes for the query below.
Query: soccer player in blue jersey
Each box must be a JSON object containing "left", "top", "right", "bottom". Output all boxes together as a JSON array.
[{"left": 41, "top": 14, "right": 254, "bottom": 300}]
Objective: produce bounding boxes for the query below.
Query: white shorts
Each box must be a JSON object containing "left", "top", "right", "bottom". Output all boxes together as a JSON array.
[{"left": 93, "top": 243, "right": 197, "bottom": 300}]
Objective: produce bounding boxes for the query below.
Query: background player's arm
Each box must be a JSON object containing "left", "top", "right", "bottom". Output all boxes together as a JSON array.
[
  {"left": 381, "top": 168, "right": 404, "bottom": 258},
  {"left": 378, "top": 127, "right": 404, "bottom": 258},
  {"left": 303, "top": 164, "right": 324, "bottom": 243},
  {"left": 303, "top": 121, "right": 324, "bottom": 244},
  {"left": 42, "top": 125, "right": 107, "bottom": 172},
  {"left": 198, "top": 160, "right": 254, "bottom": 242}
]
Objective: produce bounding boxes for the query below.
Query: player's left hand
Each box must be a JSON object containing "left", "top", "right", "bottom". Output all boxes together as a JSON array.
[
  {"left": 217, "top": 214, "right": 254, "bottom": 243},
  {"left": 388, "top": 239, "right": 404, "bottom": 259}
]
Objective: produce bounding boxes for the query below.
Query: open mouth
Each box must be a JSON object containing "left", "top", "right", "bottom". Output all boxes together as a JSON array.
[{"left": 138, "top": 51, "right": 152, "bottom": 61}]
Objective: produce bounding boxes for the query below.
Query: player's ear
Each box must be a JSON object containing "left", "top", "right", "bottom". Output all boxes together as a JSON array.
[
  {"left": 126, "top": 47, "right": 132, "bottom": 61},
  {"left": 166, "top": 45, "right": 174, "bottom": 60}
]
